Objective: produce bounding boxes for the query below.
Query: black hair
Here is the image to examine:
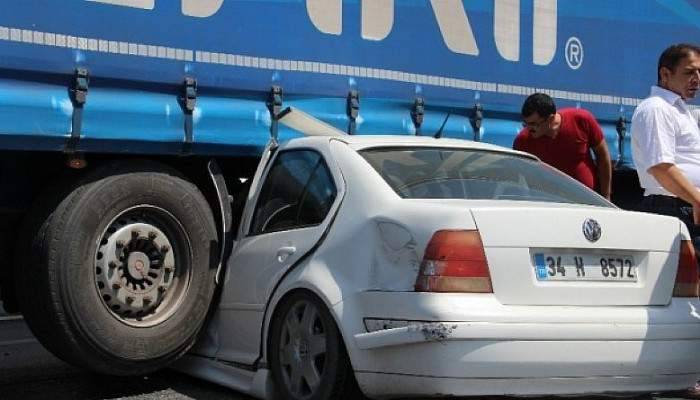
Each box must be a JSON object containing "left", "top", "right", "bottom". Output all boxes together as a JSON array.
[
  {"left": 657, "top": 43, "right": 700, "bottom": 83},
  {"left": 521, "top": 93, "right": 556, "bottom": 118}
]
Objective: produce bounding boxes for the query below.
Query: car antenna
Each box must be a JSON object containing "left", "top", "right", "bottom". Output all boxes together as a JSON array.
[{"left": 433, "top": 112, "right": 451, "bottom": 138}]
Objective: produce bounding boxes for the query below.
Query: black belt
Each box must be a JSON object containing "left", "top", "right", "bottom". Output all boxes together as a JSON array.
[{"left": 645, "top": 194, "right": 692, "bottom": 208}]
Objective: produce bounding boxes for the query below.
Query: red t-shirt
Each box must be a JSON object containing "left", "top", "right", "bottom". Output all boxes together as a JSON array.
[{"left": 513, "top": 108, "right": 604, "bottom": 190}]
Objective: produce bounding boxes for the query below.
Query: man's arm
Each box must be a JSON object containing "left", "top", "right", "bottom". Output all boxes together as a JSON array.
[
  {"left": 592, "top": 140, "right": 612, "bottom": 200},
  {"left": 648, "top": 163, "right": 700, "bottom": 224},
  {"left": 582, "top": 109, "right": 611, "bottom": 200},
  {"left": 512, "top": 129, "right": 526, "bottom": 151}
]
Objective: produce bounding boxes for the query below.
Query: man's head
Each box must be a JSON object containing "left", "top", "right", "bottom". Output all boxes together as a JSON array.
[
  {"left": 521, "top": 93, "right": 556, "bottom": 138},
  {"left": 657, "top": 43, "right": 700, "bottom": 100}
]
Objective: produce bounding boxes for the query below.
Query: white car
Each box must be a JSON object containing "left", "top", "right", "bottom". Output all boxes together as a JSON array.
[{"left": 177, "top": 133, "right": 700, "bottom": 399}]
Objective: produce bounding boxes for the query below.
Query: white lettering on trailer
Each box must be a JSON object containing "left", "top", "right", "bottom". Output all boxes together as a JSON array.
[
  {"left": 533, "top": 0, "right": 557, "bottom": 65},
  {"left": 87, "top": 0, "right": 559, "bottom": 65},
  {"left": 181, "top": 0, "right": 224, "bottom": 18},
  {"left": 307, "top": 0, "right": 558, "bottom": 66},
  {"left": 86, "top": 0, "right": 154, "bottom": 9},
  {"left": 86, "top": 0, "right": 224, "bottom": 18},
  {"left": 307, "top": 0, "right": 394, "bottom": 40},
  {"left": 306, "top": 0, "right": 342, "bottom": 35},
  {"left": 83, "top": 0, "right": 565, "bottom": 68},
  {"left": 430, "top": 0, "right": 479, "bottom": 56},
  {"left": 361, "top": 0, "right": 393, "bottom": 41},
  {"left": 494, "top": 0, "right": 519, "bottom": 61}
]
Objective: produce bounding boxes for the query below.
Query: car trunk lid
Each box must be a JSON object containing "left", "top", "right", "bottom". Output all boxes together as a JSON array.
[{"left": 470, "top": 205, "right": 682, "bottom": 306}]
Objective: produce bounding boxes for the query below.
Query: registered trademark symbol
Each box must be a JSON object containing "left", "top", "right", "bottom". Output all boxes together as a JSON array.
[{"left": 565, "top": 37, "right": 584, "bottom": 70}]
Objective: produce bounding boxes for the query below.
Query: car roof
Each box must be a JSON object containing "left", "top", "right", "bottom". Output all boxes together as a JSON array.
[{"left": 281, "top": 134, "right": 537, "bottom": 160}]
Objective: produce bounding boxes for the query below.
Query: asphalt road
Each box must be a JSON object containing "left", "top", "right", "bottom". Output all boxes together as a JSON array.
[
  {"left": 0, "top": 313, "right": 696, "bottom": 400},
  {"left": 0, "top": 316, "right": 254, "bottom": 400}
]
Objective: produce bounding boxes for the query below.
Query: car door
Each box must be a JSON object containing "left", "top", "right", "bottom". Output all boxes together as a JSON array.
[{"left": 215, "top": 144, "right": 343, "bottom": 364}]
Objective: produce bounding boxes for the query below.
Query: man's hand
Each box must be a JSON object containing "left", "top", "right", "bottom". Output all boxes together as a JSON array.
[
  {"left": 693, "top": 203, "right": 700, "bottom": 225},
  {"left": 593, "top": 140, "right": 612, "bottom": 200}
]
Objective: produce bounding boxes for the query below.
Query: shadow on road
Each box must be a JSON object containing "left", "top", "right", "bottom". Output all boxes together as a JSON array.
[
  {"left": 0, "top": 318, "right": 253, "bottom": 400},
  {"left": 1, "top": 366, "right": 253, "bottom": 400}
]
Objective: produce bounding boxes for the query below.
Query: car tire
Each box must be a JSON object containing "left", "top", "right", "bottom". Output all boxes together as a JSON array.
[
  {"left": 13, "top": 161, "right": 218, "bottom": 375},
  {"left": 269, "top": 291, "right": 363, "bottom": 400}
]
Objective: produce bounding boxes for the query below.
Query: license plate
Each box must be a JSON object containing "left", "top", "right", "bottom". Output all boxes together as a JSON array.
[{"left": 533, "top": 253, "right": 637, "bottom": 282}]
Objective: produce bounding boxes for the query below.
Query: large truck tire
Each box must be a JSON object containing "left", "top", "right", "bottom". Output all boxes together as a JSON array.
[{"left": 13, "top": 161, "right": 218, "bottom": 375}]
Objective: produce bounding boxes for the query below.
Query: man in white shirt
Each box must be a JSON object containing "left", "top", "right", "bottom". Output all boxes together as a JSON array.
[{"left": 632, "top": 43, "right": 700, "bottom": 242}]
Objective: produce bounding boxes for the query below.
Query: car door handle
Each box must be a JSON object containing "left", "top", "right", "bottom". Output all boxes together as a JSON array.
[{"left": 276, "top": 246, "right": 297, "bottom": 263}]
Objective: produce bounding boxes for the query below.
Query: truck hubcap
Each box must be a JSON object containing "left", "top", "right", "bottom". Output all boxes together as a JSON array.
[{"left": 94, "top": 206, "right": 190, "bottom": 327}]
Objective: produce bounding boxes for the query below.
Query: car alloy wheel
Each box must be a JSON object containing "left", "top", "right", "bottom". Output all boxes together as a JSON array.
[{"left": 278, "top": 299, "right": 327, "bottom": 398}]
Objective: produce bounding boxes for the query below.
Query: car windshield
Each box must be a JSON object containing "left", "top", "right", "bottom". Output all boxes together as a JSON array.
[{"left": 359, "top": 147, "right": 612, "bottom": 207}]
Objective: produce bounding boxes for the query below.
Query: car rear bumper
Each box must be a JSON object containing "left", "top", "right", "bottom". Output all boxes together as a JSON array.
[
  {"left": 355, "top": 318, "right": 700, "bottom": 349},
  {"left": 356, "top": 370, "right": 699, "bottom": 398},
  {"left": 344, "top": 292, "right": 700, "bottom": 397}
]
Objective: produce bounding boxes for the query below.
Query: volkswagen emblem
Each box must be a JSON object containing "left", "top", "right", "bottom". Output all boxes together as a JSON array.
[{"left": 582, "top": 218, "right": 601, "bottom": 242}]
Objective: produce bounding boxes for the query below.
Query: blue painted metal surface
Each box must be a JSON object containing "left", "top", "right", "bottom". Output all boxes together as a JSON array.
[{"left": 0, "top": 0, "right": 698, "bottom": 166}]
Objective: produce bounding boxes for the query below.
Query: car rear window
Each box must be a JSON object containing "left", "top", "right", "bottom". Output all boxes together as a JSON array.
[{"left": 359, "top": 147, "right": 612, "bottom": 207}]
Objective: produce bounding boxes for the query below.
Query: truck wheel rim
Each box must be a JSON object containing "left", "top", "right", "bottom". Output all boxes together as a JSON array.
[
  {"left": 94, "top": 205, "right": 191, "bottom": 327},
  {"left": 279, "top": 300, "right": 327, "bottom": 399}
]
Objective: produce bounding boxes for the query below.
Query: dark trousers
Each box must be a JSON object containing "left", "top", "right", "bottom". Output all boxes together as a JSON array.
[{"left": 638, "top": 195, "right": 700, "bottom": 251}]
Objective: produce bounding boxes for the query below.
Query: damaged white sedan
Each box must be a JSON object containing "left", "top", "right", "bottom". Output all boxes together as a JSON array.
[{"left": 177, "top": 134, "right": 700, "bottom": 399}]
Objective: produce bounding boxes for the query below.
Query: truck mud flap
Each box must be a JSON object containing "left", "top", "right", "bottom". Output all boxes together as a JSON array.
[{"left": 207, "top": 159, "right": 233, "bottom": 284}]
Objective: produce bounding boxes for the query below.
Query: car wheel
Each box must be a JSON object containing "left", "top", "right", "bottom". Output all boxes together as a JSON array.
[
  {"left": 14, "top": 161, "right": 218, "bottom": 375},
  {"left": 269, "top": 291, "right": 362, "bottom": 400}
]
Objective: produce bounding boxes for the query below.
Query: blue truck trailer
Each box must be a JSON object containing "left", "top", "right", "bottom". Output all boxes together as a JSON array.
[{"left": 0, "top": 0, "right": 699, "bottom": 375}]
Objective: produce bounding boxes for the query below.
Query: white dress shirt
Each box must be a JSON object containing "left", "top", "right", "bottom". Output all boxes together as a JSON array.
[
  {"left": 631, "top": 86, "right": 700, "bottom": 196},
  {"left": 692, "top": 108, "right": 700, "bottom": 127}
]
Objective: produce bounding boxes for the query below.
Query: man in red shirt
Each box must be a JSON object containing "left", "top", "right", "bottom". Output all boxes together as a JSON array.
[{"left": 513, "top": 93, "right": 612, "bottom": 200}]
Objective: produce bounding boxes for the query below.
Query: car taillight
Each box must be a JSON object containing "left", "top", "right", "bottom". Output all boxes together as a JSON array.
[
  {"left": 415, "top": 230, "right": 493, "bottom": 293},
  {"left": 673, "top": 240, "right": 700, "bottom": 297}
]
